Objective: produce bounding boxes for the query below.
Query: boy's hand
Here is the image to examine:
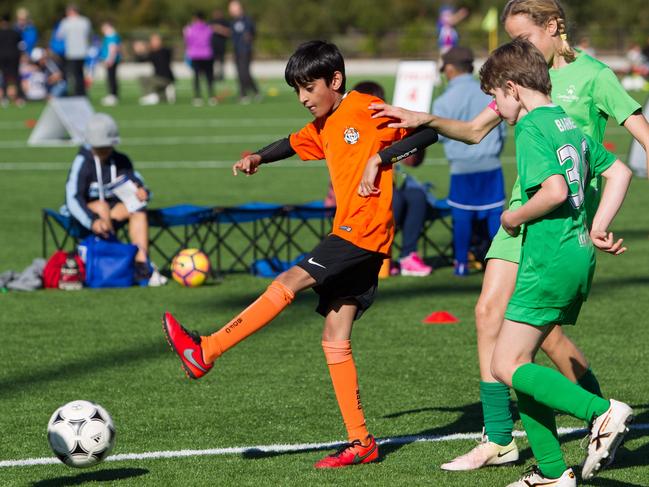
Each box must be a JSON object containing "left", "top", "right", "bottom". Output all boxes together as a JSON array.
[
  {"left": 501, "top": 210, "right": 521, "bottom": 237},
  {"left": 136, "top": 187, "right": 148, "bottom": 202},
  {"left": 590, "top": 229, "right": 627, "bottom": 255},
  {"left": 368, "top": 103, "right": 430, "bottom": 129},
  {"left": 91, "top": 218, "right": 112, "bottom": 238},
  {"left": 232, "top": 153, "right": 262, "bottom": 176},
  {"left": 358, "top": 155, "right": 382, "bottom": 197}
]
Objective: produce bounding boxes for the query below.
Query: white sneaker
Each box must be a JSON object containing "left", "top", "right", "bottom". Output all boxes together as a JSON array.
[
  {"left": 147, "top": 263, "right": 168, "bottom": 287},
  {"left": 506, "top": 466, "right": 576, "bottom": 487},
  {"left": 192, "top": 98, "right": 204, "bottom": 107},
  {"left": 165, "top": 84, "right": 176, "bottom": 103},
  {"left": 101, "top": 94, "right": 118, "bottom": 106},
  {"left": 441, "top": 431, "right": 519, "bottom": 471},
  {"left": 139, "top": 93, "right": 160, "bottom": 105},
  {"left": 582, "top": 399, "right": 633, "bottom": 480}
]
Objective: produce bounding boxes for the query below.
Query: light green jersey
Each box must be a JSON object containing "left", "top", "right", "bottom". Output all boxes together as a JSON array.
[{"left": 509, "top": 105, "right": 616, "bottom": 308}]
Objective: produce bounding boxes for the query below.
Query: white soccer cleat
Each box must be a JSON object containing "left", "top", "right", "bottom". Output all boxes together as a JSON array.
[
  {"left": 581, "top": 399, "right": 633, "bottom": 480},
  {"left": 440, "top": 431, "right": 519, "bottom": 471},
  {"left": 139, "top": 93, "right": 160, "bottom": 105},
  {"left": 506, "top": 466, "right": 576, "bottom": 487}
]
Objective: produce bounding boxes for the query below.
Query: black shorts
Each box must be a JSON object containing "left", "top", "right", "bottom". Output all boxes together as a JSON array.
[{"left": 297, "top": 235, "right": 383, "bottom": 320}]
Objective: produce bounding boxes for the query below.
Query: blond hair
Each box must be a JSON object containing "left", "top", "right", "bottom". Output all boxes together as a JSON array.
[{"left": 501, "top": 0, "right": 576, "bottom": 63}]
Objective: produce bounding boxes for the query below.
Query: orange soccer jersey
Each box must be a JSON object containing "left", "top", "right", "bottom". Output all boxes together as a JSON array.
[{"left": 289, "top": 90, "right": 410, "bottom": 255}]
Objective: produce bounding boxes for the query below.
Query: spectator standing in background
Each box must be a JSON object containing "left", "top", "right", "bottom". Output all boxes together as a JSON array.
[
  {"left": 210, "top": 9, "right": 230, "bottom": 82},
  {"left": 15, "top": 8, "right": 38, "bottom": 55},
  {"left": 133, "top": 34, "right": 176, "bottom": 105},
  {"left": 0, "top": 13, "right": 25, "bottom": 107},
  {"left": 229, "top": 0, "right": 260, "bottom": 103},
  {"left": 49, "top": 16, "right": 67, "bottom": 62},
  {"left": 99, "top": 21, "right": 121, "bottom": 106},
  {"left": 57, "top": 4, "right": 92, "bottom": 96},
  {"left": 437, "top": 5, "right": 469, "bottom": 54},
  {"left": 184, "top": 11, "right": 216, "bottom": 106},
  {"left": 432, "top": 47, "right": 506, "bottom": 276}
]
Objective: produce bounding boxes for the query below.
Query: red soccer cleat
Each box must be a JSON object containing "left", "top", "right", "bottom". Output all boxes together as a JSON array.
[
  {"left": 314, "top": 435, "right": 379, "bottom": 469},
  {"left": 162, "top": 312, "right": 213, "bottom": 379}
]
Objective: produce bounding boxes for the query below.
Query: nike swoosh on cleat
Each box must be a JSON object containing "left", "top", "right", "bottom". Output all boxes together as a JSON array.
[
  {"left": 352, "top": 443, "right": 377, "bottom": 464},
  {"left": 497, "top": 448, "right": 516, "bottom": 458},
  {"left": 307, "top": 257, "right": 326, "bottom": 269},
  {"left": 183, "top": 348, "right": 207, "bottom": 372}
]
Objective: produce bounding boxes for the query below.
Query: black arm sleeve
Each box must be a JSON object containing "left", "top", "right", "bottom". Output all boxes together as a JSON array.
[
  {"left": 378, "top": 127, "right": 438, "bottom": 166},
  {"left": 254, "top": 137, "right": 296, "bottom": 164}
]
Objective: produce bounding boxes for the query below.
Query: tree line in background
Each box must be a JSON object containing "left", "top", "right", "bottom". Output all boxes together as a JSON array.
[{"left": 4, "top": 0, "right": 649, "bottom": 58}]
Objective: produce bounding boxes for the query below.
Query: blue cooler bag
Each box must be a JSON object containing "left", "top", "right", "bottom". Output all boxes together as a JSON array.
[{"left": 78, "top": 236, "right": 138, "bottom": 288}]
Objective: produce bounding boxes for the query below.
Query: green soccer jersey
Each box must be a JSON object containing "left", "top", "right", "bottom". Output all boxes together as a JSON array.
[
  {"left": 509, "top": 105, "right": 616, "bottom": 309},
  {"left": 506, "top": 50, "right": 639, "bottom": 216}
]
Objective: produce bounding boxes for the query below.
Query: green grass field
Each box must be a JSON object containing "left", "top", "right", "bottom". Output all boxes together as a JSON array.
[{"left": 1, "top": 78, "right": 648, "bottom": 487}]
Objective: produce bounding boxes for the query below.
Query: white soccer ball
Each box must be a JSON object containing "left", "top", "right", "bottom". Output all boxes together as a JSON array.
[{"left": 47, "top": 400, "right": 116, "bottom": 468}]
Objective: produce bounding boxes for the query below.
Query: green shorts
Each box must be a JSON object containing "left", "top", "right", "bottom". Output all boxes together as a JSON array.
[
  {"left": 485, "top": 225, "right": 522, "bottom": 264},
  {"left": 505, "top": 297, "right": 584, "bottom": 327}
]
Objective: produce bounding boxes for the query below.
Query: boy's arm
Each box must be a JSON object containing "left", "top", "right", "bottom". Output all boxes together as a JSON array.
[
  {"left": 358, "top": 127, "right": 438, "bottom": 197},
  {"left": 232, "top": 137, "right": 296, "bottom": 176},
  {"left": 369, "top": 103, "right": 501, "bottom": 144},
  {"left": 590, "top": 160, "right": 632, "bottom": 254},
  {"left": 501, "top": 174, "right": 568, "bottom": 237}
]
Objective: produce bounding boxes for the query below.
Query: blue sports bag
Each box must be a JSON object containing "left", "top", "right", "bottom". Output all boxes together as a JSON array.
[{"left": 78, "top": 235, "right": 138, "bottom": 288}]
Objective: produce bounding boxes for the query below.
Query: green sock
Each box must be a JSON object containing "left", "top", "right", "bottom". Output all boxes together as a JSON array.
[
  {"left": 577, "top": 368, "right": 603, "bottom": 398},
  {"left": 512, "top": 363, "right": 610, "bottom": 422},
  {"left": 480, "top": 381, "right": 514, "bottom": 446},
  {"left": 516, "top": 390, "right": 567, "bottom": 479}
]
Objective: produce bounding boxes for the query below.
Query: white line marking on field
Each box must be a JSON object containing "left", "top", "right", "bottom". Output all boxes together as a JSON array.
[
  {"left": 1, "top": 423, "right": 647, "bottom": 469},
  {"left": 0, "top": 158, "right": 519, "bottom": 171}
]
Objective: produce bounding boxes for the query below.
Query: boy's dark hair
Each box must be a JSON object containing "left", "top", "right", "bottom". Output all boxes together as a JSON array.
[
  {"left": 285, "top": 40, "right": 346, "bottom": 93},
  {"left": 480, "top": 37, "right": 551, "bottom": 95},
  {"left": 352, "top": 81, "right": 385, "bottom": 100}
]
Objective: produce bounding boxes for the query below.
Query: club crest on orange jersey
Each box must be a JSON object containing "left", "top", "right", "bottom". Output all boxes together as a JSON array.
[{"left": 343, "top": 127, "right": 359, "bottom": 145}]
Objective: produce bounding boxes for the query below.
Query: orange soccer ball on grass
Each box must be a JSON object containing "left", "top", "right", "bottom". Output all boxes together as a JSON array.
[{"left": 171, "top": 249, "right": 211, "bottom": 287}]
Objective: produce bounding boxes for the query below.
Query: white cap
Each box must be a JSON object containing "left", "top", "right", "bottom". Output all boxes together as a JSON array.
[
  {"left": 30, "top": 47, "right": 44, "bottom": 62},
  {"left": 84, "top": 113, "right": 120, "bottom": 147}
]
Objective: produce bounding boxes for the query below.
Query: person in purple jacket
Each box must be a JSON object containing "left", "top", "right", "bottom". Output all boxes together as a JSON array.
[{"left": 183, "top": 11, "right": 215, "bottom": 106}]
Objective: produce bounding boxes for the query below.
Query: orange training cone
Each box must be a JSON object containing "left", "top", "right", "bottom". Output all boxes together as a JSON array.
[{"left": 422, "top": 311, "right": 459, "bottom": 324}]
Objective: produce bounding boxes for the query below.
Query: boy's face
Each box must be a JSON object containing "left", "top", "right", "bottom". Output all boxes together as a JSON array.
[
  {"left": 504, "top": 14, "right": 556, "bottom": 64},
  {"left": 92, "top": 146, "right": 114, "bottom": 162},
  {"left": 490, "top": 85, "right": 522, "bottom": 126},
  {"left": 294, "top": 72, "right": 343, "bottom": 119}
]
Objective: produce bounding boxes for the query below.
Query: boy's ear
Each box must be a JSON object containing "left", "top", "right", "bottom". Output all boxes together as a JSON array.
[
  {"left": 330, "top": 71, "right": 343, "bottom": 91},
  {"left": 506, "top": 80, "right": 520, "bottom": 101}
]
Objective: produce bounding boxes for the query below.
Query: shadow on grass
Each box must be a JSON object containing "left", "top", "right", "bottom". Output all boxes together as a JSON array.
[
  {"left": 0, "top": 342, "right": 165, "bottom": 398},
  {"left": 31, "top": 467, "right": 148, "bottom": 486},
  {"left": 240, "top": 402, "right": 522, "bottom": 463}
]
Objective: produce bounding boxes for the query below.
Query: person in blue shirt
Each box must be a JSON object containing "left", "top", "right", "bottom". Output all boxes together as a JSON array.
[
  {"left": 432, "top": 47, "right": 506, "bottom": 276},
  {"left": 228, "top": 0, "right": 259, "bottom": 103},
  {"left": 99, "top": 21, "right": 121, "bottom": 106},
  {"left": 15, "top": 8, "right": 38, "bottom": 55}
]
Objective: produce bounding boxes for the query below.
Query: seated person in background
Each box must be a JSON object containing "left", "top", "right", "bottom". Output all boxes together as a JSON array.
[
  {"left": 354, "top": 80, "right": 433, "bottom": 276},
  {"left": 133, "top": 33, "right": 175, "bottom": 105},
  {"left": 23, "top": 47, "right": 67, "bottom": 99},
  {"left": 433, "top": 46, "right": 506, "bottom": 276},
  {"left": 64, "top": 113, "right": 152, "bottom": 282}
]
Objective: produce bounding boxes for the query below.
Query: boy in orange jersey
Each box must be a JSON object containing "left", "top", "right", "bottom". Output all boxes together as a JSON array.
[{"left": 162, "top": 40, "right": 438, "bottom": 468}]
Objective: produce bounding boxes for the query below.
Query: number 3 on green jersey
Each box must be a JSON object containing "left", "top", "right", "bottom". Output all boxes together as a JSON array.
[{"left": 557, "top": 139, "right": 589, "bottom": 209}]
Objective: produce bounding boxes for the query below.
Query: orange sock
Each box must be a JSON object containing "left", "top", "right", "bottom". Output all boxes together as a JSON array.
[
  {"left": 322, "top": 340, "right": 370, "bottom": 443},
  {"left": 201, "top": 280, "right": 295, "bottom": 362}
]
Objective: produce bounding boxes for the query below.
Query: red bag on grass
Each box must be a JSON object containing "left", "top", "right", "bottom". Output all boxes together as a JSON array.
[{"left": 43, "top": 251, "right": 86, "bottom": 290}]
